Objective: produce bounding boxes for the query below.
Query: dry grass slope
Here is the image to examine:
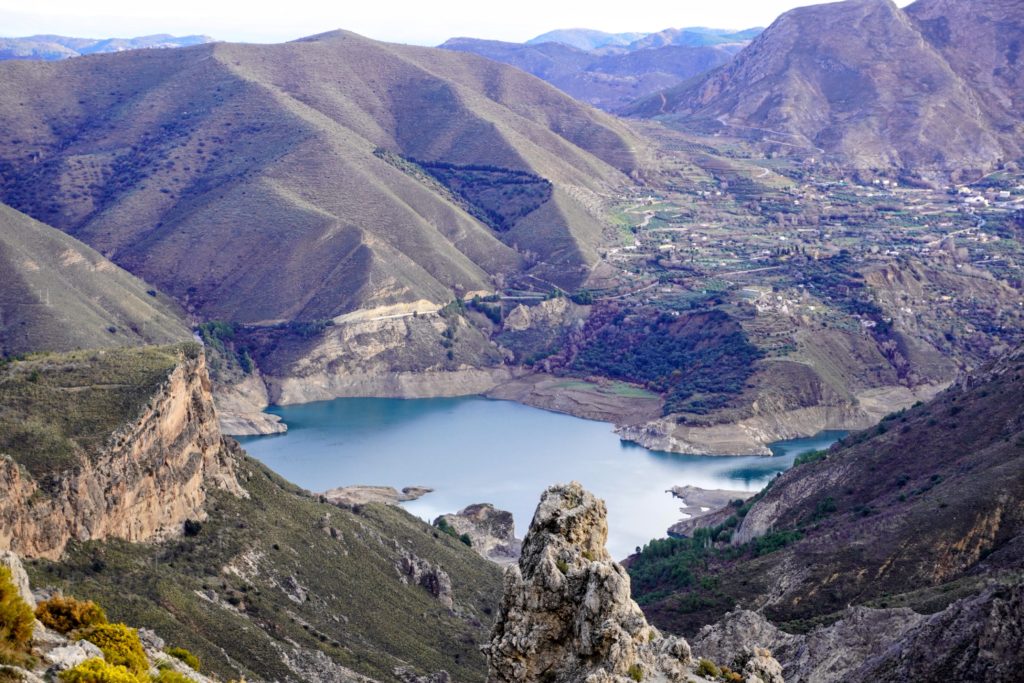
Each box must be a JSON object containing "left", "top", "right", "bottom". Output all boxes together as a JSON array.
[
  {"left": 0, "top": 31, "right": 646, "bottom": 326},
  {"left": 628, "top": 0, "right": 1024, "bottom": 173},
  {"left": 0, "top": 202, "right": 189, "bottom": 356}
]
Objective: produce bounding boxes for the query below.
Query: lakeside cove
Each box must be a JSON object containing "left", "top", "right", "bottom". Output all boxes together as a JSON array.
[{"left": 239, "top": 395, "right": 844, "bottom": 559}]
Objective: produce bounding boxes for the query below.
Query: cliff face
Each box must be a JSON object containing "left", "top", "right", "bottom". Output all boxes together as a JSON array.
[
  {"left": 485, "top": 482, "right": 783, "bottom": 683},
  {"left": 0, "top": 350, "right": 243, "bottom": 559}
]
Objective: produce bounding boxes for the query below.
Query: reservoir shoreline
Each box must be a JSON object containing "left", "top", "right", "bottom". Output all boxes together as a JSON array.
[{"left": 239, "top": 395, "right": 844, "bottom": 559}]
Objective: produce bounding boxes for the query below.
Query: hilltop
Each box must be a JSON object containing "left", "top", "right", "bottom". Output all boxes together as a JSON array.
[
  {"left": 524, "top": 28, "right": 649, "bottom": 51},
  {"left": 0, "top": 201, "right": 190, "bottom": 356},
  {"left": 0, "top": 29, "right": 650, "bottom": 409},
  {"left": 628, "top": 0, "right": 1024, "bottom": 174},
  {"left": 442, "top": 26, "right": 759, "bottom": 113},
  {"left": 0, "top": 29, "right": 640, "bottom": 324}
]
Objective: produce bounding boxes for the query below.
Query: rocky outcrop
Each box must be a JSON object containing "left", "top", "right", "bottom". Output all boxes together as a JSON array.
[
  {"left": 0, "top": 351, "right": 244, "bottom": 560},
  {"left": 214, "top": 372, "right": 287, "bottom": 436},
  {"left": 324, "top": 485, "right": 433, "bottom": 508},
  {"left": 396, "top": 552, "right": 454, "bottom": 610},
  {"left": 484, "top": 482, "right": 782, "bottom": 682},
  {"left": 435, "top": 504, "right": 522, "bottom": 565},
  {"left": 693, "top": 583, "right": 1024, "bottom": 683},
  {"left": 0, "top": 549, "right": 35, "bottom": 608}
]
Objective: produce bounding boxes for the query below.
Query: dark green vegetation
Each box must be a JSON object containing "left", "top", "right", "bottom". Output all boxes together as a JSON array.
[
  {"left": 0, "top": 344, "right": 196, "bottom": 479},
  {"left": 434, "top": 518, "right": 472, "bottom": 547},
  {"left": 0, "top": 202, "right": 190, "bottom": 357},
  {"left": 28, "top": 444, "right": 503, "bottom": 682},
  {"left": 197, "top": 322, "right": 256, "bottom": 376},
  {"left": 417, "top": 161, "right": 553, "bottom": 233},
  {"left": 629, "top": 346, "right": 1024, "bottom": 636},
  {"left": 570, "top": 307, "right": 762, "bottom": 415}
]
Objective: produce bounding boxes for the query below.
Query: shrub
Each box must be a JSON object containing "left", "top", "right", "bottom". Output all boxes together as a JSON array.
[
  {"left": 58, "top": 658, "right": 141, "bottom": 683},
  {"left": 458, "top": 533, "right": 472, "bottom": 547},
  {"left": 78, "top": 624, "right": 148, "bottom": 675},
  {"left": 35, "top": 595, "right": 108, "bottom": 634},
  {"left": 165, "top": 647, "right": 200, "bottom": 671},
  {"left": 0, "top": 566, "right": 34, "bottom": 667},
  {"left": 151, "top": 669, "right": 192, "bottom": 683},
  {"left": 627, "top": 663, "right": 643, "bottom": 681},
  {"left": 696, "top": 658, "right": 721, "bottom": 678},
  {"left": 793, "top": 449, "right": 828, "bottom": 467}
]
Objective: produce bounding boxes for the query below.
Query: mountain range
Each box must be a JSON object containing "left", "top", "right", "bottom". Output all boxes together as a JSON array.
[
  {"left": 627, "top": 0, "right": 1024, "bottom": 174},
  {"left": 0, "top": 29, "right": 640, "bottom": 325},
  {"left": 523, "top": 27, "right": 762, "bottom": 53},
  {"left": 0, "top": 34, "right": 212, "bottom": 60},
  {"left": 442, "top": 26, "right": 759, "bottom": 112},
  {"left": 441, "top": 38, "right": 742, "bottom": 112}
]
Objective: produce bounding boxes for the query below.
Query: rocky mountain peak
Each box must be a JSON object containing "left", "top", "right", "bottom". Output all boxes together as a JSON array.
[{"left": 485, "top": 482, "right": 783, "bottom": 683}]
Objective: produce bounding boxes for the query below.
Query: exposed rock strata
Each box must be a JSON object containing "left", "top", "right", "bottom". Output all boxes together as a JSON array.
[
  {"left": 214, "top": 372, "right": 287, "bottom": 436},
  {"left": 618, "top": 383, "right": 944, "bottom": 456},
  {"left": 436, "top": 504, "right": 522, "bottom": 565},
  {"left": 264, "top": 313, "right": 515, "bottom": 404},
  {"left": 485, "top": 482, "right": 782, "bottom": 682},
  {"left": 0, "top": 352, "right": 244, "bottom": 559},
  {"left": 324, "top": 485, "right": 433, "bottom": 508},
  {"left": 693, "top": 584, "right": 1024, "bottom": 682}
]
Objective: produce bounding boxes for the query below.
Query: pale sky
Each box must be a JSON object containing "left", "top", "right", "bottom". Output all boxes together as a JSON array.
[{"left": 0, "top": 0, "right": 916, "bottom": 46}]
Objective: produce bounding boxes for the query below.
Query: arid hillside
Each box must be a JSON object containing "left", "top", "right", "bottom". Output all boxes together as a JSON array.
[
  {"left": 441, "top": 37, "right": 741, "bottom": 112},
  {"left": 629, "top": 344, "right": 1024, "bottom": 657},
  {"left": 628, "top": 0, "right": 1024, "bottom": 174},
  {"left": 0, "top": 30, "right": 645, "bottom": 327},
  {"left": 0, "top": 201, "right": 190, "bottom": 355}
]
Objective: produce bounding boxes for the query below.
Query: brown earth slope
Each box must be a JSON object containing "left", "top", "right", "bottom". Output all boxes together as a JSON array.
[
  {"left": 0, "top": 30, "right": 644, "bottom": 327},
  {"left": 628, "top": 0, "right": 1024, "bottom": 174},
  {"left": 0, "top": 201, "right": 190, "bottom": 355}
]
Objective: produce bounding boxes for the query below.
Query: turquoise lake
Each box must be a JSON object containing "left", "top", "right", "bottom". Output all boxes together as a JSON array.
[{"left": 239, "top": 396, "right": 844, "bottom": 559}]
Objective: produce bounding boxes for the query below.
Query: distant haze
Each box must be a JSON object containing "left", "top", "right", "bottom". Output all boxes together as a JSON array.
[{"left": 2, "top": 0, "right": 916, "bottom": 46}]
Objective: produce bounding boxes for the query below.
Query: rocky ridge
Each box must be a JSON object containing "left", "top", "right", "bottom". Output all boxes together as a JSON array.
[
  {"left": 0, "top": 348, "right": 244, "bottom": 559},
  {"left": 693, "top": 584, "right": 1024, "bottom": 682},
  {"left": 485, "top": 482, "right": 783, "bottom": 682}
]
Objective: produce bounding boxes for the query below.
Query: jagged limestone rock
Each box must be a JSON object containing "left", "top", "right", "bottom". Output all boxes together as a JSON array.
[
  {"left": 436, "top": 504, "right": 522, "bottom": 565},
  {"left": 485, "top": 482, "right": 755, "bottom": 683},
  {"left": 743, "top": 647, "right": 784, "bottom": 683},
  {"left": 0, "top": 550, "right": 35, "bottom": 608}
]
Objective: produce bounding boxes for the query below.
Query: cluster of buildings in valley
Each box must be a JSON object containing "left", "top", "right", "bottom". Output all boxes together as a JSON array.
[{"left": 587, "top": 167, "right": 1024, "bottom": 348}]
